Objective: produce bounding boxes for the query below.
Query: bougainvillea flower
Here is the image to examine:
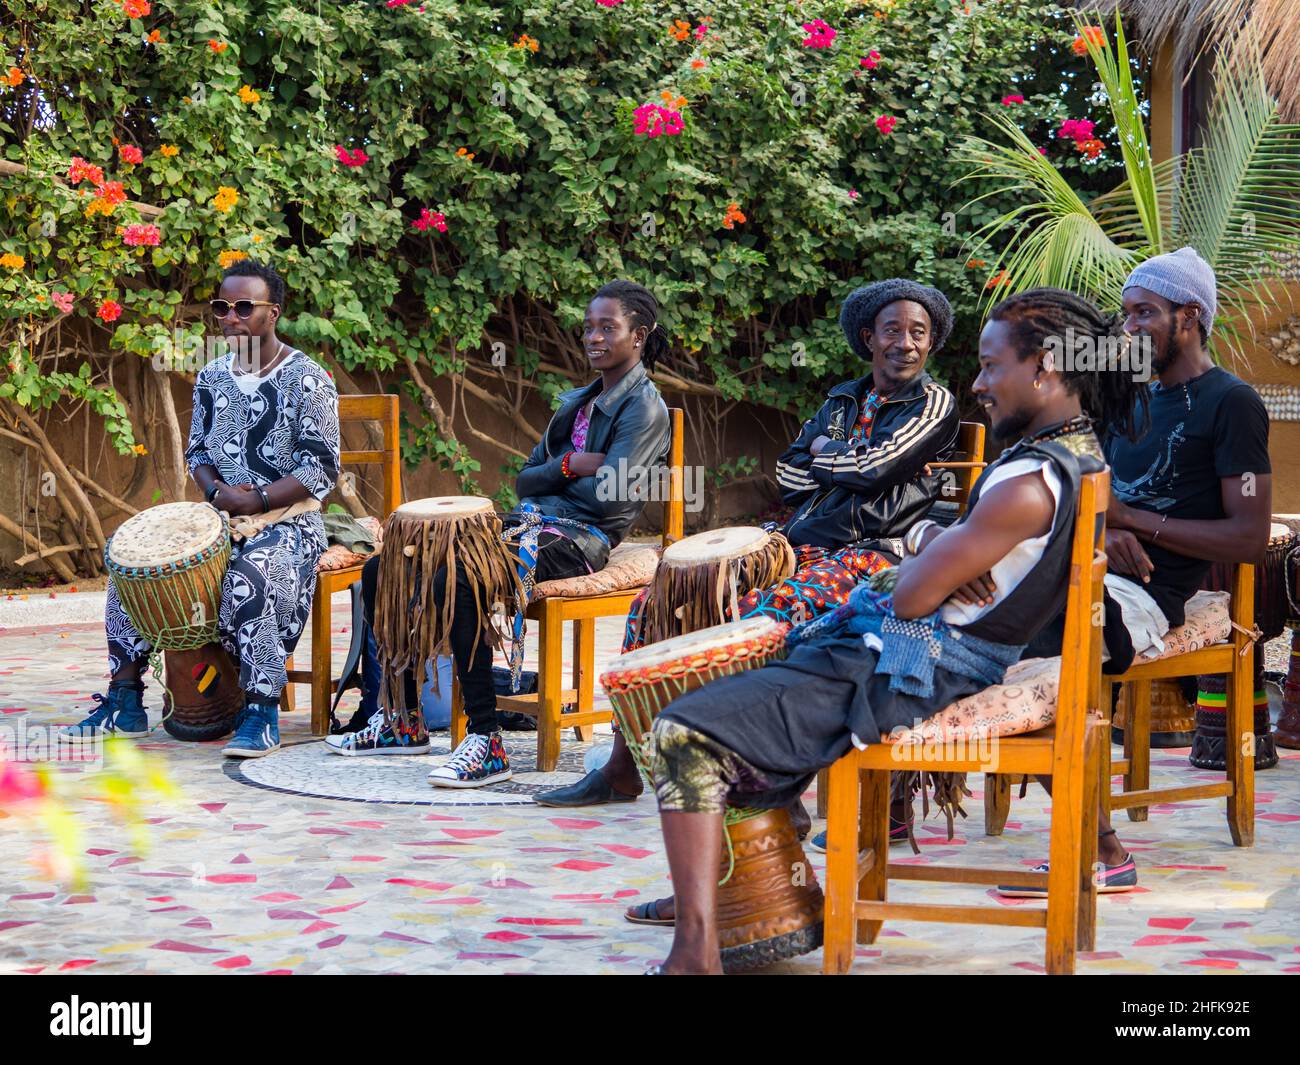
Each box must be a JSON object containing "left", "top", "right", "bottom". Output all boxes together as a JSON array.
[
  {"left": 985, "top": 270, "right": 1010, "bottom": 290},
  {"left": 147, "top": 29, "right": 162, "bottom": 43},
  {"left": 212, "top": 186, "right": 239, "bottom": 213},
  {"left": 208, "top": 39, "right": 228, "bottom": 53},
  {"left": 97, "top": 299, "right": 123, "bottom": 322},
  {"left": 693, "top": 18, "right": 711, "bottom": 39},
  {"left": 860, "top": 50, "right": 881, "bottom": 69},
  {"left": 5, "top": 67, "right": 23, "bottom": 87},
  {"left": 965, "top": 258, "right": 986, "bottom": 269},
  {"left": 1072, "top": 25, "right": 1104, "bottom": 55},
  {"left": 131, "top": 443, "right": 148, "bottom": 455},
  {"left": 660, "top": 90, "right": 688, "bottom": 109},
  {"left": 454, "top": 146, "right": 475, "bottom": 161},
  {"left": 513, "top": 34, "right": 540, "bottom": 52},
  {"left": 335, "top": 145, "right": 370, "bottom": 167},
  {"left": 51, "top": 291, "right": 74, "bottom": 313},
  {"left": 875, "top": 114, "right": 897, "bottom": 135},
  {"left": 121, "top": 223, "right": 161, "bottom": 246},
  {"left": 218, "top": 250, "right": 248, "bottom": 268},
  {"left": 721, "top": 202, "right": 746, "bottom": 229},
  {"left": 68, "top": 157, "right": 104, "bottom": 185},
  {"left": 412, "top": 208, "right": 448, "bottom": 232},
  {"left": 0, "top": 761, "right": 45, "bottom": 804},
  {"left": 1075, "top": 137, "right": 1104, "bottom": 160},
  {"left": 1057, "top": 118, "right": 1096, "bottom": 142},
  {"left": 1001, "top": 94, "right": 1025, "bottom": 106},
  {"left": 238, "top": 85, "right": 261, "bottom": 104},
  {"left": 848, "top": 189, "right": 859, "bottom": 200},
  {"left": 0, "top": 252, "right": 25, "bottom": 270},
  {"left": 159, "top": 144, "right": 179, "bottom": 157},
  {"left": 119, "top": 144, "right": 143, "bottom": 164},
  {"left": 801, "top": 20, "right": 837, "bottom": 48},
  {"left": 668, "top": 19, "right": 690, "bottom": 41},
  {"left": 595, "top": 0, "right": 625, "bottom": 6},
  {"left": 690, "top": 59, "right": 706, "bottom": 69},
  {"left": 633, "top": 104, "right": 684, "bottom": 138},
  {"left": 121, "top": 0, "right": 152, "bottom": 17}
]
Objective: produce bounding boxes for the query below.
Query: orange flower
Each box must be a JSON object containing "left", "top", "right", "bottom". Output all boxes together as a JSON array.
[
  {"left": 218, "top": 249, "right": 248, "bottom": 269},
  {"left": 721, "top": 202, "right": 746, "bottom": 229},
  {"left": 965, "top": 258, "right": 986, "bottom": 269},
  {"left": 1072, "top": 25, "right": 1104, "bottom": 55},
  {"left": 668, "top": 20, "right": 690, "bottom": 41},
  {"left": 5, "top": 67, "right": 23, "bottom": 87},
  {"left": 212, "top": 186, "right": 239, "bottom": 213},
  {"left": 690, "top": 59, "right": 706, "bottom": 69},
  {"left": 513, "top": 34, "right": 539, "bottom": 52},
  {"left": 238, "top": 84, "right": 261, "bottom": 105},
  {"left": 660, "top": 90, "right": 687, "bottom": 109},
  {"left": 131, "top": 443, "right": 148, "bottom": 455},
  {"left": 121, "top": 0, "right": 151, "bottom": 17},
  {"left": 147, "top": 29, "right": 162, "bottom": 44},
  {"left": 0, "top": 253, "right": 25, "bottom": 270},
  {"left": 985, "top": 270, "right": 1010, "bottom": 290},
  {"left": 159, "top": 144, "right": 179, "bottom": 157},
  {"left": 208, "top": 39, "right": 228, "bottom": 54},
  {"left": 455, "top": 147, "right": 476, "bottom": 161}
]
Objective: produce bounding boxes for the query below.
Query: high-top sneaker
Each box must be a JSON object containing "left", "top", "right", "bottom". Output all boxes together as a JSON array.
[
  {"left": 427, "top": 730, "right": 511, "bottom": 788},
  {"left": 222, "top": 701, "right": 281, "bottom": 758},
  {"left": 59, "top": 683, "right": 150, "bottom": 742},
  {"left": 327, "top": 707, "right": 430, "bottom": 756}
]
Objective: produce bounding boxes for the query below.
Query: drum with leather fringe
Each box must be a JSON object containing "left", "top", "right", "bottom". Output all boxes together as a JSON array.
[
  {"left": 160, "top": 643, "right": 244, "bottom": 741},
  {"left": 601, "top": 617, "right": 823, "bottom": 972},
  {"left": 632, "top": 526, "right": 795, "bottom": 648},
  {"left": 372, "top": 496, "right": 521, "bottom": 716},
  {"left": 1192, "top": 523, "right": 1294, "bottom": 768}
]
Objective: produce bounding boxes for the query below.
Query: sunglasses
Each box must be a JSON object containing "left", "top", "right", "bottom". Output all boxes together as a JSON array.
[{"left": 210, "top": 299, "right": 276, "bottom": 319}]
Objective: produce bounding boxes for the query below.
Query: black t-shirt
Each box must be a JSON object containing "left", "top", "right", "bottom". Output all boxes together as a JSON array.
[{"left": 1104, "top": 367, "right": 1270, "bottom": 627}]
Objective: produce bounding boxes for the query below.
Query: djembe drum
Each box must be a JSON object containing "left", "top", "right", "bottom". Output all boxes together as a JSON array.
[
  {"left": 1279, "top": 530, "right": 1300, "bottom": 749},
  {"left": 634, "top": 526, "right": 796, "bottom": 648},
  {"left": 1190, "top": 523, "right": 1295, "bottom": 770},
  {"left": 105, "top": 501, "right": 242, "bottom": 740},
  {"left": 372, "top": 496, "right": 521, "bottom": 713},
  {"left": 601, "top": 617, "right": 824, "bottom": 972}
]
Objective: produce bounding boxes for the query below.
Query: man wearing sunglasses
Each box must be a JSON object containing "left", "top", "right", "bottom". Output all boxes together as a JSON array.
[{"left": 64, "top": 260, "right": 341, "bottom": 758}]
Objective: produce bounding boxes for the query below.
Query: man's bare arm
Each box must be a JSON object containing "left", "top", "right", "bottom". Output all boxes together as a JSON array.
[{"left": 1109, "top": 473, "right": 1272, "bottom": 565}]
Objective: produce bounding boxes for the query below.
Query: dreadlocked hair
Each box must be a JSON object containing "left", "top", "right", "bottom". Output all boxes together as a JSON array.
[
  {"left": 592, "top": 279, "right": 668, "bottom": 373},
  {"left": 989, "top": 286, "right": 1150, "bottom": 441}
]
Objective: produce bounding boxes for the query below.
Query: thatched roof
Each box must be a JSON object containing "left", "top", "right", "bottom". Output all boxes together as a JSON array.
[{"left": 1084, "top": 0, "right": 1300, "bottom": 122}]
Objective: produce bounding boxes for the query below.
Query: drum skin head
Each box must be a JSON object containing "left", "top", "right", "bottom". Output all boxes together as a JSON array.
[
  {"left": 395, "top": 496, "right": 493, "bottom": 518},
  {"left": 108, "top": 502, "right": 224, "bottom": 567},
  {"left": 614, "top": 616, "right": 784, "bottom": 672},
  {"left": 661, "top": 525, "right": 768, "bottom": 565}
]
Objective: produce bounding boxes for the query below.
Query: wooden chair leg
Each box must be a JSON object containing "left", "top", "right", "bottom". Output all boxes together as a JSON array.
[
  {"left": 1227, "top": 649, "right": 1256, "bottom": 847},
  {"left": 535, "top": 604, "right": 564, "bottom": 773},
  {"left": 1077, "top": 720, "right": 1101, "bottom": 953},
  {"left": 858, "top": 768, "right": 889, "bottom": 946},
  {"left": 984, "top": 772, "right": 1011, "bottom": 836},
  {"left": 1045, "top": 761, "right": 1083, "bottom": 976},
  {"left": 1101, "top": 685, "right": 1115, "bottom": 817},
  {"left": 572, "top": 617, "right": 595, "bottom": 743},
  {"left": 816, "top": 768, "right": 829, "bottom": 819},
  {"left": 450, "top": 677, "right": 466, "bottom": 747},
  {"left": 310, "top": 589, "right": 332, "bottom": 736},
  {"left": 822, "top": 756, "right": 861, "bottom": 975},
  {"left": 281, "top": 655, "right": 296, "bottom": 714},
  {"left": 1125, "top": 679, "right": 1151, "bottom": 822}
]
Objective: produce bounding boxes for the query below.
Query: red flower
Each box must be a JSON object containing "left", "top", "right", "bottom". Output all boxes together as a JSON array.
[
  {"left": 412, "top": 208, "right": 448, "bottom": 233},
  {"left": 335, "top": 145, "right": 370, "bottom": 167},
  {"left": 1001, "top": 94, "right": 1025, "bottom": 106},
  {"left": 860, "top": 50, "right": 881, "bottom": 69},
  {"left": 97, "top": 299, "right": 123, "bottom": 322},
  {"left": 68, "top": 156, "right": 104, "bottom": 185},
  {"left": 121, "top": 0, "right": 152, "bottom": 17},
  {"left": 119, "top": 144, "right": 143, "bottom": 165},
  {"left": 121, "top": 223, "right": 161, "bottom": 246},
  {"left": 875, "top": 114, "right": 897, "bottom": 136}
]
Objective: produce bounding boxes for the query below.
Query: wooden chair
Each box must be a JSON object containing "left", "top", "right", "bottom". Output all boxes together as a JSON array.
[
  {"left": 283, "top": 394, "right": 401, "bottom": 736},
  {"left": 821, "top": 471, "right": 1110, "bottom": 976},
  {"left": 984, "top": 566, "right": 1257, "bottom": 848},
  {"left": 450, "top": 408, "right": 686, "bottom": 772},
  {"left": 815, "top": 420, "right": 987, "bottom": 818}
]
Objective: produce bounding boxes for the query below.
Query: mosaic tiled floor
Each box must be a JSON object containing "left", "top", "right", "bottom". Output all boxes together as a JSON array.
[{"left": 2, "top": 595, "right": 1299, "bottom": 975}]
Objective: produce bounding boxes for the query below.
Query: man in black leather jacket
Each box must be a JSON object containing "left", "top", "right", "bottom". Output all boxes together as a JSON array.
[{"left": 776, "top": 278, "right": 960, "bottom": 551}]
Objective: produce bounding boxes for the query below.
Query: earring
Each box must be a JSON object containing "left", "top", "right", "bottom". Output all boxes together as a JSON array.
[{"left": 1034, "top": 378, "right": 1042, "bottom": 390}]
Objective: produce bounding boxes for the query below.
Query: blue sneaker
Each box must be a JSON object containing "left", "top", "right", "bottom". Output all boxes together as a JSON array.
[
  {"left": 808, "top": 819, "right": 910, "bottom": 853},
  {"left": 996, "top": 854, "right": 1138, "bottom": 897},
  {"left": 222, "top": 702, "right": 281, "bottom": 758},
  {"left": 59, "top": 684, "right": 150, "bottom": 742}
]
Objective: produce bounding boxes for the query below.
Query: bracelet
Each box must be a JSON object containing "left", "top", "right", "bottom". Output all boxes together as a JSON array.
[
  {"left": 256, "top": 486, "right": 271, "bottom": 513},
  {"left": 211, "top": 486, "right": 223, "bottom": 507},
  {"left": 904, "top": 520, "right": 937, "bottom": 556},
  {"left": 561, "top": 451, "right": 578, "bottom": 479},
  {"left": 1150, "top": 512, "right": 1168, "bottom": 544},
  {"left": 205, "top": 482, "right": 224, "bottom": 504}
]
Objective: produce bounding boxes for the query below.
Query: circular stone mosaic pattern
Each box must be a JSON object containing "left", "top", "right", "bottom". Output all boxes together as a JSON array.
[{"left": 226, "top": 730, "right": 590, "bottom": 806}]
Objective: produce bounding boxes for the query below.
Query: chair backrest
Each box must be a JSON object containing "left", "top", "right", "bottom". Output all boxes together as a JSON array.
[
  {"left": 663, "top": 407, "right": 685, "bottom": 548},
  {"left": 1053, "top": 470, "right": 1110, "bottom": 773},
  {"left": 337, "top": 394, "right": 401, "bottom": 519},
  {"left": 928, "top": 420, "right": 986, "bottom": 513}
]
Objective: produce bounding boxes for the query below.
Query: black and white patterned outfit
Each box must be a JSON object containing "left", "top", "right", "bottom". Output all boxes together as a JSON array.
[{"left": 105, "top": 348, "right": 340, "bottom": 698}]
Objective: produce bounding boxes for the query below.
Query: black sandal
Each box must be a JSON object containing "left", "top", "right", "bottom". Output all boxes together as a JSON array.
[{"left": 624, "top": 897, "right": 675, "bottom": 926}]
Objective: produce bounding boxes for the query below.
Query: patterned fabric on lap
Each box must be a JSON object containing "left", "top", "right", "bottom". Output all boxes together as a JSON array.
[
  {"left": 891, "top": 656, "right": 1062, "bottom": 743},
  {"left": 1145, "top": 590, "right": 1230, "bottom": 660},
  {"left": 532, "top": 542, "right": 660, "bottom": 598}
]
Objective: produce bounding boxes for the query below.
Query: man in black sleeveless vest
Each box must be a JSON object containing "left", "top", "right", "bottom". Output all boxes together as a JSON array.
[{"left": 642, "top": 288, "right": 1146, "bottom": 974}]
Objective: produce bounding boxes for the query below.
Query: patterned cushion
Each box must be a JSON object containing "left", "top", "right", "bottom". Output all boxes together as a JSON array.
[
  {"left": 315, "top": 515, "right": 383, "bottom": 573},
  {"left": 889, "top": 590, "right": 1235, "bottom": 743},
  {"left": 532, "top": 541, "right": 661, "bottom": 599},
  {"left": 1145, "top": 589, "right": 1230, "bottom": 659}
]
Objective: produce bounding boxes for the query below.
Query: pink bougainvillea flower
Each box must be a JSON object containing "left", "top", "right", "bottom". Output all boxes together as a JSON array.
[
  {"left": 412, "top": 207, "right": 448, "bottom": 233},
  {"left": 801, "top": 20, "right": 837, "bottom": 49},
  {"left": 1001, "top": 94, "right": 1025, "bottom": 106},
  {"left": 386, "top": 0, "right": 412, "bottom": 5},
  {"left": 68, "top": 156, "right": 104, "bottom": 185},
  {"left": 335, "top": 145, "right": 370, "bottom": 167},
  {"left": 860, "top": 50, "right": 881, "bottom": 69},
  {"left": 51, "top": 291, "right": 75, "bottom": 313},
  {"left": 848, "top": 188, "right": 859, "bottom": 200},
  {"left": 119, "top": 144, "right": 143, "bottom": 165},
  {"left": 0, "top": 761, "right": 45, "bottom": 804},
  {"left": 97, "top": 299, "right": 123, "bottom": 322},
  {"left": 1057, "top": 118, "right": 1095, "bottom": 142},
  {"left": 875, "top": 114, "right": 897, "bottom": 135},
  {"left": 634, "top": 104, "right": 684, "bottom": 138},
  {"left": 121, "top": 223, "right": 161, "bottom": 246},
  {"left": 1038, "top": 146, "right": 1048, "bottom": 155},
  {"left": 693, "top": 18, "right": 711, "bottom": 39},
  {"left": 595, "top": 0, "right": 625, "bottom": 6}
]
